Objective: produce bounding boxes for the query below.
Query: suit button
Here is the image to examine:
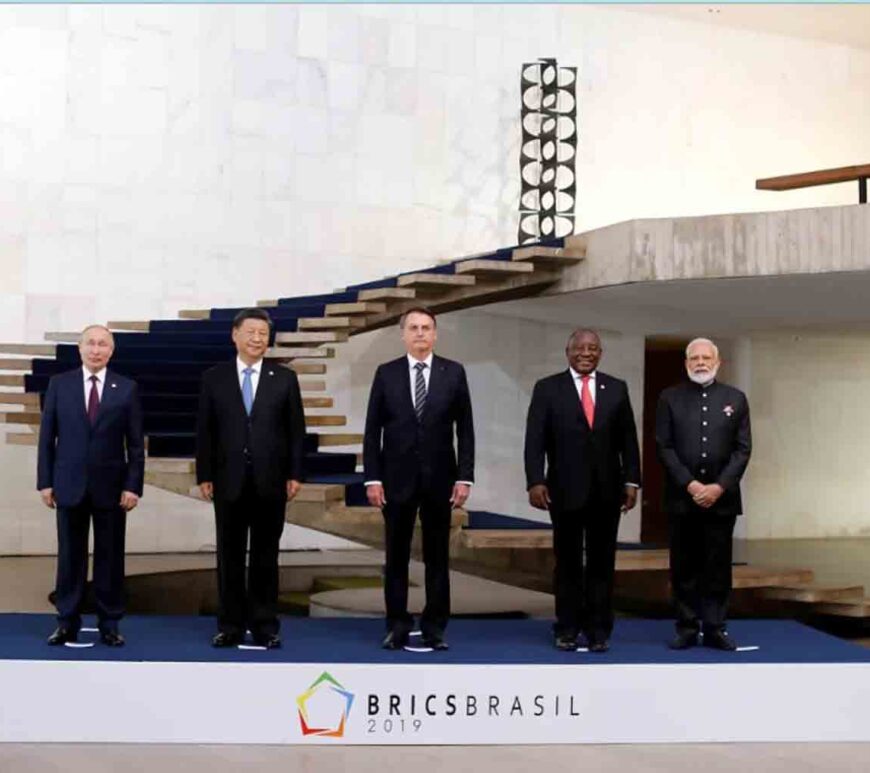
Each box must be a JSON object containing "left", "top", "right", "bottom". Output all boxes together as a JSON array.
[
  {"left": 702, "top": 437, "right": 707, "bottom": 442},
  {"left": 702, "top": 393, "right": 707, "bottom": 397},
  {"left": 703, "top": 421, "right": 708, "bottom": 426},
  {"left": 702, "top": 407, "right": 708, "bottom": 411},
  {"left": 701, "top": 452, "right": 707, "bottom": 458},
  {"left": 700, "top": 468, "right": 706, "bottom": 474}
]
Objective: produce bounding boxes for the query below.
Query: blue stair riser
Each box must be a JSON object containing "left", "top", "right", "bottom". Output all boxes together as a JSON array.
[{"left": 207, "top": 304, "right": 326, "bottom": 321}]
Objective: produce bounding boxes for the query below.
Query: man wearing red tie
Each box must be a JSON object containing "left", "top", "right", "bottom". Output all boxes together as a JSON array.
[
  {"left": 524, "top": 329, "right": 641, "bottom": 652},
  {"left": 37, "top": 325, "right": 144, "bottom": 647}
]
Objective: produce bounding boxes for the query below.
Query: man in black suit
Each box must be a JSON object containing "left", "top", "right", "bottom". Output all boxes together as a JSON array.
[
  {"left": 196, "top": 308, "right": 305, "bottom": 649},
  {"left": 363, "top": 306, "right": 475, "bottom": 651},
  {"left": 656, "top": 337, "right": 751, "bottom": 651},
  {"left": 37, "top": 324, "right": 144, "bottom": 647},
  {"left": 524, "top": 329, "right": 641, "bottom": 652}
]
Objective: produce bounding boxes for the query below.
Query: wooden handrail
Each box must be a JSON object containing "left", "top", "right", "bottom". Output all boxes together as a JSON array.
[{"left": 756, "top": 163, "right": 870, "bottom": 203}]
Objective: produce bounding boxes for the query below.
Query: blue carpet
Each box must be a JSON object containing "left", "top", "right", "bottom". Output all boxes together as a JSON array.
[{"left": 2, "top": 615, "right": 867, "bottom": 666}]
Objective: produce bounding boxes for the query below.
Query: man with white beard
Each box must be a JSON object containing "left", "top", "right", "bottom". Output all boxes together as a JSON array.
[{"left": 655, "top": 338, "right": 752, "bottom": 651}]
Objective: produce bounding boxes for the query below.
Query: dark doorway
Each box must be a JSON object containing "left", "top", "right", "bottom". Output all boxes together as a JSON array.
[{"left": 641, "top": 338, "right": 689, "bottom": 544}]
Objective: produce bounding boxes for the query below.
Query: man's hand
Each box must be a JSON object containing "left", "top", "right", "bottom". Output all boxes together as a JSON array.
[
  {"left": 199, "top": 482, "right": 214, "bottom": 501},
  {"left": 528, "top": 484, "right": 551, "bottom": 511},
  {"left": 366, "top": 483, "right": 386, "bottom": 509},
  {"left": 286, "top": 479, "right": 301, "bottom": 501},
  {"left": 450, "top": 483, "right": 471, "bottom": 508},
  {"left": 621, "top": 486, "right": 638, "bottom": 512},
  {"left": 687, "top": 480, "right": 705, "bottom": 498},
  {"left": 120, "top": 491, "right": 139, "bottom": 512},
  {"left": 695, "top": 483, "right": 724, "bottom": 509},
  {"left": 39, "top": 488, "right": 56, "bottom": 509}
]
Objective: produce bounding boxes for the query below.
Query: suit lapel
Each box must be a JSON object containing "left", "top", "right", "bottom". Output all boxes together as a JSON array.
[
  {"left": 560, "top": 370, "right": 586, "bottom": 429},
  {"left": 426, "top": 355, "right": 445, "bottom": 410},
  {"left": 92, "top": 370, "right": 118, "bottom": 427},
  {"left": 592, "top": 372, "right": 611, "bottom": 431},
  {"left": 72, "top": 370, "right": 90, "bottom": 430},
  {"left": 397, "top": 358, "right": 415, "bottom": 419},
  {"left": 250, "top": 362, "right": 275, "bottom": 419},
  {"left": 225, "top": 362, "right": 248, "bottom": 419}
]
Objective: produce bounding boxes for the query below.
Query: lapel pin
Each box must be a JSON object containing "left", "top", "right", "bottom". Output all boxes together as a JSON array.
[
  {"left": 600, "top": 384, "right": 606, "bottom": 390},
  {"left": 269, "top": 371, "right": 274, "bottom": 376},
  {"left": 111, "top": 383, "right": 117, "bottom": 388},
  {"left": 723, "top": 405, "right": 734, "bottom": 416}
]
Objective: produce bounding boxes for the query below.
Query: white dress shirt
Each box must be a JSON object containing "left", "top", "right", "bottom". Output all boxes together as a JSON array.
[
  {"left": 82, "top": 366, "right": 107, "bottom": 410},
  {"left": 237, "top": 357, "right": 263, "bottom": 399},
  {"left": 365, "top": 352, "right": 472, "bottom": 489},
  {"left": 568, "top": 367, "right": 639, "bottom": 489}
]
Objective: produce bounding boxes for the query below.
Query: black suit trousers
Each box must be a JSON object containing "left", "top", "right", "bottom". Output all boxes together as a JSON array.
[
  {"left": 54, "top": 496, "right": 127, "bottom": 632},
  {"left": 668, "top": 508, "right": 737, "bottom": 634},
  {"left": 213, "top": 470, "right": 286, "bottom": 637},
  {"left": 550, "top": 491, "right": 621, "bottom": 641},
  {"left": 382, "top": 484, "right": 451, "bottom": 637}
]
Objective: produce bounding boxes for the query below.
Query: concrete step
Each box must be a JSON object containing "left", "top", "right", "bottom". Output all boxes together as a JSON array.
[
  {"left": 325, "top": 302, "right": 387, "bottom": 316},
  {"left": 455, "top": 259, "right": 535, "bottom": 277},
  {"left": 289, "top": 363, "right": 327, "bottom": 375},
  {"left": 5, "top": 432, "right": 37, "bottom": 446},
  {"left": 274, "top": 331, "right": 348, "bottom": 346},
  {"left": 397, "top": 273, "right": 476, "bottom": 292},
  {"left": 811, "top": 599, "right": 870, "bottom": 618},
  {"left": 267, "top": 347, "right": 335, "bottom": 360},
  {"left": 0, "top": 393, "right": 39, "bottom": 407},
  {"left": 44, "top": 332, "right": 79, "bottom": 343},
  {"left": 0, "top": 376, "right": 26, "bottom": 387},
  {"left": 0, "top": 359, "right": 34, "bottom": 372},
  {"left": 731, "top": 565, "right": 815, "bottom": 589},
  {"left": 356, "top": 288, "right": 416, "bottom": 302},
  {"left": 304, "top": 415, "right": 347, "bottom": 427},
  {"left": 512, "top": 246, "right": 585, "bottom": 265},
  {"left": 177, "top": 310, "right": 211, "bottom": 320},
  {"left": 0, "top": 412, "right": 40, "bottom": 426},
  {"left": 107, "top": 321, "right": 150, "bottom": 331},
  {"left": 0, "top": 344, "right": 56, "bottom": 356},
  {"left": 316, "top": 433, "right": 363, "bottom": 447},
  {"left": 297, "top": 317, "right": 366, "bottom": 331},
  {"left": 759, "top": 584, "right": 866, "bottom": 603}
]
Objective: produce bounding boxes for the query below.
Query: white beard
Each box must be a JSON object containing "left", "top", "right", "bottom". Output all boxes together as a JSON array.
[{"left": 687, "top": 365, "right": 718, "bottom": 385}]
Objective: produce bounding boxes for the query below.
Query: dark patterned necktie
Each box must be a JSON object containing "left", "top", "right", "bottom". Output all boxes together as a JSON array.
[
  {"left": 87, "top": 375, "right": 100, "bottom": 425},
  {"left": 414, "top": 361, "right": 427, "bottom": 421}
]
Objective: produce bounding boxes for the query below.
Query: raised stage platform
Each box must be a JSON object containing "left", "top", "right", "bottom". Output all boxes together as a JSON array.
[{"left": 1, "top": 614, "right": 869, "bottom": 745}]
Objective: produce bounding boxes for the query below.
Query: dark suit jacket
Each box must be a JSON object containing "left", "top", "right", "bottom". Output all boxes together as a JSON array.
[
  {"left": 37, "top": 368, "right": 145, "bottom": 509},
  {"left": 524, "top": 370, "right": 641, "bottom": 512},
  {"left": 363, "top": 354, "right": 475, "bottom": 504},
  {"left": 655, "top": 380, "right": 751, "bottom": 516},
  {"left": 196, "top": 360, "right": 305, "bottom": 502}
]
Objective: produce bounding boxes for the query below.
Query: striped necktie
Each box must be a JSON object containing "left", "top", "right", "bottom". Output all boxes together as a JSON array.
[{"left": 414, "top": 361, "right": 427, "bottom": 421}]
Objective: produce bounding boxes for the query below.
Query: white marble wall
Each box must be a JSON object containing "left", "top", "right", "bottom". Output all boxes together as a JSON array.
[{"left": 3, "top": 5, "right": 870, "bottom": 553}]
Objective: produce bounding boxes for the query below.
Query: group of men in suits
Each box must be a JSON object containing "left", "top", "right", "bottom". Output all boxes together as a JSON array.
[{"left": 36, "top": 310, "right": 750, "bottom": 653}]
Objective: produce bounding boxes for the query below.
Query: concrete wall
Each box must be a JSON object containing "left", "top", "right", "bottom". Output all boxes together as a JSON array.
[{"left": 743, "top": 330, "right": 870, "bottom": 540}]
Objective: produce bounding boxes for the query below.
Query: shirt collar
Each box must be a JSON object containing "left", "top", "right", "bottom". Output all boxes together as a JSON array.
[
  {"left": 83, "top": 366, "right": 107, "bottom": 383},
  {"left": 408, "top": 353, "right": 434, "bottom": 369},
  {"left": 237, "top": 357, "right": 263, "bottom": 375},
  {"left": 569, "top": 367, "right": 596, "bottom": 381}
]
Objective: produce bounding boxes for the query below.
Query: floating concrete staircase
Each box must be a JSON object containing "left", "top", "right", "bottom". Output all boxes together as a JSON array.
[{"left": 3, "top": 234, "right": 868, "bottom": 624}]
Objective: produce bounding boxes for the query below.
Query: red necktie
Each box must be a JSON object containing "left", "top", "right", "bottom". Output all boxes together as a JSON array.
[
  {"left": 580, "top": 375, "right": 595, "bottom": 428},
  {"left": 87, "top": 375, "right": 100, "bottom": 425}
]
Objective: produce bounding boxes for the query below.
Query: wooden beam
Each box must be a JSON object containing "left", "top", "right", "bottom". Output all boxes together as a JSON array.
[
  {"left": 178, "top": 309, "right": 211, "bottom": 320},
  {"left": 288, "top": 363, "right": 327, "bottom": 375},
  {"left": 324, "top": 302, "right": 387, "bottom": 316},
  {"left": 759, "top": 584, "right": 865, "bottom": 603},
  {"left": 731, "top": 565, "right": 814, "bottom": 589},
  {"left": 44, "top": 332, "right": 79, "bottom": 343},
  {"left": 0, "top": 376, "right": 26, "bottom": 387},
  {"left": 314, "top": 433, "right": 363, "bottom": 447},
  {"left": 257, "top": 300, "right": 278, "bottom": 308},
  {"left": 756, "top": 163, "right": 870, "bottom": 191},
  {"left": 0, "top": 344, "right": 56, "bottom": 356},
  {"left": 302, "top": 396, "right": 334, "bottom": 409},
  {"left": 266, "top": 347, "right": 334, "bottom": 360},
  {"left": 298, "top": 379, "right": 327, "bottom": 392},
  {"left": 5, "top": 432, "right": 37, "bottom": 446}
]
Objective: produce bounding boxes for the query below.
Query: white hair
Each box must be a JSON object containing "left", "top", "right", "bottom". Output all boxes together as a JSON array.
[
  {"left": 79, "top": 324, "right": 115, "bottom": 347},
  {"left": 685, "top": 337, "right": 719, "bottom": 359}
]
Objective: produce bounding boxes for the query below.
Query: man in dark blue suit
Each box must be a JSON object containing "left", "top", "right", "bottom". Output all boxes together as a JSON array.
[
  {"left": 37, "top": 324, "right": 145, "bottom": 646},
  {"left": 363, "top": 307, "right": 475, "bottom": 651}
]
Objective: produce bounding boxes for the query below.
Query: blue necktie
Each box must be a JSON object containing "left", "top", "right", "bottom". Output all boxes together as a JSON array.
[{"left": 242, "top": 367, "right": 254, "bottom": 415}]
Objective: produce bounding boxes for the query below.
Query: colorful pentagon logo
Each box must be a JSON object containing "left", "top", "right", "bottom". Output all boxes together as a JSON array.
[{"left": 297, "top": 672, "right": 355, "bottom": 738}]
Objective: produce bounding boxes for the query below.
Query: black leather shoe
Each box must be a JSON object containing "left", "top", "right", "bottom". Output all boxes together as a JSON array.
[
  {"left": 99, "top": 630, "right": 125, "bottom": 647},
  {"left": 554, "top": 634, "right": 578, "bottom": 651},
  {"left": 47, "top": 627, "right": 77, "bottom": 646},
  {"left": 588, "top": 639, "right": 610, "bottom": 653},
  {"left": 703, "top": 630, "right": 737, "bottom": 651},
  {"left": 254, "top": 634, "right": 282, "bottom": 649},
  {"left": 422, "top": 635, "right": 449, "bottom": 651},
  {"left": 669, "top": 631, "right": 700, "bottom": 650},
  {"left": 212, "top": 631, "right": 243, "bottom": 648},
  {"left": 381, "top": 630, "right": 409, "bottom": 650}
]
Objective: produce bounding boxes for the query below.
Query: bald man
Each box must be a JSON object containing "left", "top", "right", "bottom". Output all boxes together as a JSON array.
[
  {"left": 37, "top": 324, "right": 144, "bottom": 647},
  {"left": 656, "top": 338, "right": 751, "bottom": 651}
]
